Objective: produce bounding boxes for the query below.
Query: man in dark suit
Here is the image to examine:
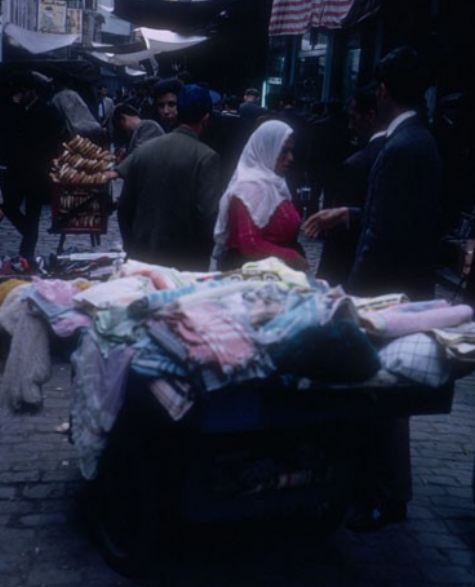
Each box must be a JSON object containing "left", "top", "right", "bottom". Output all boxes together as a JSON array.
[
  {"left": 303, "top": 85, "right": 386, "bottom": 287},
  {"left": 117, "top": 84, "right": 221, "bottom": 270},
  {"left": 345, "top": 47, "right": 442, "bottom": 533},
  {"left": 348, "top": 47, "right": 442, "bottom": 301}
]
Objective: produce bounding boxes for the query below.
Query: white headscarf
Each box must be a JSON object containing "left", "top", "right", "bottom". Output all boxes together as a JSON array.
[{"left": 211, "top": 119, "right": 293, "bottom": 268}]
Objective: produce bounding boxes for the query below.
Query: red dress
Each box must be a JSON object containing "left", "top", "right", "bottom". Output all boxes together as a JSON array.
[{"left": 224, "top": 196, "right": 306, "bottom": 269}]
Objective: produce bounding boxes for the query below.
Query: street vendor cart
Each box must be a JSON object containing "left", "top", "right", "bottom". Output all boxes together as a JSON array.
[
  {"left": 48, "top": 135, "right": 115, "bottom": 254},
  {"left": 12, "top": 259, "right": 465, "bottom": 577},
  {"left": 86, "top": 370, "right": 454, "bottom": 576}
]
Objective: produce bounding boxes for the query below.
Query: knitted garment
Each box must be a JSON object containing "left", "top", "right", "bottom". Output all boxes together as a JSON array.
[
  {"left": 0, "top": 288, "right": 51, "bottom": 412},
  {"left": 0, "top": 279, "right": 28, "bottom": 307}
]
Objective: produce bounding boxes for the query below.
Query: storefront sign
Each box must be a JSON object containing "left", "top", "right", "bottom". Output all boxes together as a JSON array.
[
  {"left": 67, "top": 8, "right": 83, "bottom": 36},
  {"left": 37, "top": 0, "right": 67, "bottom": 34}
]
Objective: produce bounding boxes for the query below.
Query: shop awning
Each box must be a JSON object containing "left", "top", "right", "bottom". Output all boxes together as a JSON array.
[
  {"left": 88, "top": 28, "right": 206, "bottom": 67},
  {"left": 3, "top": 23, "right": 80, "bottom": 54},
  {"left": 269, "top": 0, "right": 380, "bottom": 36},
  {"left": 113, "top": 0, "right": 239, "bottom": 33}
]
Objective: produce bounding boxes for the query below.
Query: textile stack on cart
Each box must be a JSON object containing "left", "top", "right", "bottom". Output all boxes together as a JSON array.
[
  {"left": 0, "top": 256, "right": 474, "bottom": 574},
  {"left": 1, "top": 255, "right": 474, "bottom": 435}
]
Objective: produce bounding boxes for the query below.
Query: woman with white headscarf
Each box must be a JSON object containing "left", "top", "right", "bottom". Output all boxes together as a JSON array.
[{"left": 211, "top": 120, "right": 308, "bottom": 271}]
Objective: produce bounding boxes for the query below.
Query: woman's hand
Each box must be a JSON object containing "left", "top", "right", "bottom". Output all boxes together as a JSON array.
[
  {"left": 302, "top": 207, "right": 349, "bottom": 238},
  {"left": 291, "top": 255, "right": 310, "bottom": 272}
]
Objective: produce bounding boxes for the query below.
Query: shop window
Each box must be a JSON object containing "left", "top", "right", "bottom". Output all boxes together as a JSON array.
[
  {"left": 296, "top": 30, "right": 329, "bottom": 108},
  {"left": 342, "top": 31, "right": 362, "bottom": 100}
]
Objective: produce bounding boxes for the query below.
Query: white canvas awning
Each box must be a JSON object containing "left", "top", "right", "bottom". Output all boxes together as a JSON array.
[
  {"left": 4, "top": 23, "right": 80, "bottom": 54},
  {"left": 138, "top": 27, "right": 206, "bottom": 53},
  {"left": 89, "top": 27, "right": 206, "bottom": 67},
  {"left": 125, "top": 66, "right": 147, "bottom": 77}
]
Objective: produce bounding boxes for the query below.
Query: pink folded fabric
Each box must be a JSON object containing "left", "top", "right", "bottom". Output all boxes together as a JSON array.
[{"left": 362, "top": 301, "right": 474, "bottom": 338}]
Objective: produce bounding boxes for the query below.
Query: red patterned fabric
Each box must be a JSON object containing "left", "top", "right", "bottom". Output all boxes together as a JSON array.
[{"left": 269, "top": 0, "right": 380, "bottom": 36}]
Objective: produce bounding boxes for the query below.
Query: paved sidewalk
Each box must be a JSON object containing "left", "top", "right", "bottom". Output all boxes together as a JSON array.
[
  {"left": 1, "top": 202, "right": 475, "bottom": 586},
  {"left": 0, "top": 204, "right": 123, "bottom": 260}
]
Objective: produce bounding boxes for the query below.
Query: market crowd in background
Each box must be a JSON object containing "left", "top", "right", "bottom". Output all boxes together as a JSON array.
[{"left": 0, "top": 46, "right": 474, "bottom": 305}]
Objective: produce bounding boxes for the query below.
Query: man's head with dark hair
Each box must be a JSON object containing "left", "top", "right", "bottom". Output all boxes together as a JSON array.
[
  {"left": 348, "top": 84, "right": 381, "bottom": 143},
  {"left": 153, "top": 78, "right": 183, "bottom": 130},
  {"left": 279, "top": 89, "right": 296, "bottom": 110},
  {"left": 326, "top": 99, "right": 344, "bottom": 117},
  {"left": 243, "top": 88, "right": 260, "bottom": 104},
  {"left": 177, "top": 70, "right": 193, "bottom": 85},
  {"left": 7, "top": 71, "right": 51, "bottom": 106},
  {"left": 223, "top": 95, "right": 240, "bottom": 113},
  {"left": 375, "top": 46, "right": 428, "bottom": 116},
  {"left": 177, "top": 84, "right": 212, "bottom": 130},
  {"left": 352, "top": 84, "right": 378, "bottom": 117},
  {"left": 111, "top": 103, "right": 141, "bottom": 134}
]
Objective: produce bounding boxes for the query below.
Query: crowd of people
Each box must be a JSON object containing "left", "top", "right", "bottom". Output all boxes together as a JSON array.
[{"left": 0, "top": 48, "right": 458, "bottom": 303}]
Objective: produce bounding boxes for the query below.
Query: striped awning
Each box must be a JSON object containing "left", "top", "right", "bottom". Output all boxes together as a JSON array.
[{"left": 269, "top": 0, "right": 380, "bottom": 36}]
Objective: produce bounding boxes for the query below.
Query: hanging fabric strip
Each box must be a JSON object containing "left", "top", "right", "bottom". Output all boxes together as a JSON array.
[{"left": 269, "top": 0, "right": 380, "bottom": 36}]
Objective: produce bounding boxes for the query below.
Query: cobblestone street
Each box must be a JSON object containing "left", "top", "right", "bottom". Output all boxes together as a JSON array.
[{"left": 1, "top": 205, "right": 475, "bottom": 586}]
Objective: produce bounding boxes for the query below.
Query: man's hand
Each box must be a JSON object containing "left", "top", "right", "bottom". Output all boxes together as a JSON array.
[
  {"left": 115, "top": 147, "right": 127, "bottom": 163},
  {"left": 302, "top": 207, "right": 349, "bottom": 238},
  {"left": 104, "top": 170, "right": 119, "bottom": 181}
]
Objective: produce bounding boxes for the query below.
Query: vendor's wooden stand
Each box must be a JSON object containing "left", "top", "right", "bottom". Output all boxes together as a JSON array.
[{"left": 48, "top": 183, "right": 111, "bottom": 254}]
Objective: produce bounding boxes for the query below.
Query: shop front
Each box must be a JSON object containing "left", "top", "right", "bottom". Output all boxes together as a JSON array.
[{"left": 265, "top": 0, "right": 382, "bottom": 110}]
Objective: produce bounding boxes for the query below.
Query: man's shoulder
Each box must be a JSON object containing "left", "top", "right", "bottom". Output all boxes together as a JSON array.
[
  {"left": 137, "top": 119, "right": 165, "bottom": 136},
  {"left": 172, "top": 128, "right": 218, "bottom": 158},
  {"left": 343, "top": 137, "right": 384, "bottom": 173},
  {"left": 140, "top": 119, "right": 162, "bottom": 129},
  {"left": 387, "top": 117, "right": 435, "bottom": 150}
]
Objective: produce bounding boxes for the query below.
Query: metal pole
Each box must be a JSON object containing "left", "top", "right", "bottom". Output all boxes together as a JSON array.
[{"left": 322, "top": 31, "right": 334, "bottom": 102}]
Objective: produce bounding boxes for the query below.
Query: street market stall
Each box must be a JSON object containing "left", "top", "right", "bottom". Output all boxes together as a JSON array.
[
  {"left": 0, "top": 257, "right": 474, "bottom": 574},
  {"left": 48, "top": 136, "right": 116, "bottom": 253}
]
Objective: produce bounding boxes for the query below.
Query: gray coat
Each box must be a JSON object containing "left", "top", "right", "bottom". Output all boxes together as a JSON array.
[
  {"left": 127, "top": 119, "right": 164, "bottom": 154},
  {"left": 118, "top": 126, "right": 221, "bottom": 270}
]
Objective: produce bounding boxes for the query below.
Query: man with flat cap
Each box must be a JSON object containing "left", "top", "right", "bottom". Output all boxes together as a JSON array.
[{"left": 117, "top": 84, "right": 221, "bottom": 270}]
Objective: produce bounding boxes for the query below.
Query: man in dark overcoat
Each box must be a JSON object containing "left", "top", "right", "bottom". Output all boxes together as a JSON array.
[
  {"left": 345, "top": 47, "right": 443, "bottom": 532},
  {"left": 348, "top": 47, "right": 442, "bottom": 301},
  {"left": 117, "top": 84, "right": 221, "bottom": 270}
]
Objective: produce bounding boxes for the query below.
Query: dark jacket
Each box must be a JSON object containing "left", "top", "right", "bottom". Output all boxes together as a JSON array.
[
  {"left": 318, "top": 135, "right": 385, "bottom": 287},
  {"left": 118, "top": 126, "right": 221, "bottom": 270},
  {"left": 308, "top": 113, "right": 353, "bottom": 208},
  {"left": 348, "top": 116, "right": 442, "bottom": 299}
]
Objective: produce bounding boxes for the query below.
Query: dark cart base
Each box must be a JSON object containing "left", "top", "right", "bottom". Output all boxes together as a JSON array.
[
  {"left": 84, "top": 372, "right": 454, "bottom": 576},
  {"left": 48, "top": 183, "right": 111, "bottom": 254}
]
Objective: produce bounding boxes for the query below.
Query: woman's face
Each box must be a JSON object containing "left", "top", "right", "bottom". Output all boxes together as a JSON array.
[{"left": 275, "top": 136, "right": 295, "bottom": 176}]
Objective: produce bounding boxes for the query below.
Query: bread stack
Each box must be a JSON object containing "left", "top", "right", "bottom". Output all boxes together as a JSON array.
[{"left": 50, "top": 136, "right": 115, "bottom": 185}]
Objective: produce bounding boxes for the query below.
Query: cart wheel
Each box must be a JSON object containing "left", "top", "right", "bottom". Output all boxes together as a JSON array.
[
  {"left": 305, "top": 501, "right": 348, "bottom": 536},
  {"left": 85, "top": 471, "right": 159, "bottom": 577}
]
